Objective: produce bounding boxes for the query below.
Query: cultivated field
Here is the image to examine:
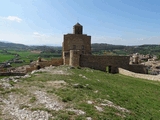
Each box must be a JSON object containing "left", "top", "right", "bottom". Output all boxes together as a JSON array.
[{"left": 0, "top": 49, "right": 61, "bottom": 67}]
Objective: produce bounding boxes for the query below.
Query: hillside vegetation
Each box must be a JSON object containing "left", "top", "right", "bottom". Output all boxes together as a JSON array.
[
  {"left": 0, "top": 66, "right": 160, "bottom": 119},
  {"left": 92, "top": 43, "right": 160, "bottom": 56},
  {"left": 1, "top": 41, "right": 160, "bottom": 56}
]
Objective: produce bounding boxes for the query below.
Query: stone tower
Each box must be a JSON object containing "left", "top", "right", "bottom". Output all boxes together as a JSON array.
[
  {"left": 62, "top": 23, "right": 91, "bottom": 65},
  {"left": 73, "top": 23, "right": 83, "bottom": 34}
]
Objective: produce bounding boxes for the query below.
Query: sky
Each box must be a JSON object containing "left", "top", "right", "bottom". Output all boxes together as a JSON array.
[{"left": 0, "top": 0, "right": 160, "bottom": 46}]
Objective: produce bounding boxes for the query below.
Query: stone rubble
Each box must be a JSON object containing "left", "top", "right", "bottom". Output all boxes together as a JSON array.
[
  {"left": 101, "top": 99, "right": 130, "bottom": 113},
  {"left": 34, "top": 91, "right": 64, "bottom": 111},
  {"left": 94, "top": 106, "right": 103, "bottom": 112},
  {"left": 67, "top": 108, "right": 86, "bottom": 115},
  {"left": 79, "top": 74, "right": 88, "bottom": 79},
  {"left": 87, "top": 100, "right": 93, "bottom": 104},
  {"left": 0, "top": 95, "right": 50, "bottom": 120},
  {"left": 0, "top": 66, "right": 87, "bottom": 119},
  {"left": 31, "top": 66, "right": 71, "bottom": 75},
  {"left": 86, "top": 117, "right": 92, "bottom": 120}
]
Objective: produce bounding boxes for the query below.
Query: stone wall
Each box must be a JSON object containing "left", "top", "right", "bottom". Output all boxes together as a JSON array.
[
  {"left": 80, "top": 55, "right": 130, "bottom": 73},
  {"left": 0, "top": 72, "right": 26, "bottom": 76},
  {"left": 128, "top": 64, "right": 147, "bottom": 74},
  {"left": 26, "top": 58, "right": 63, "bottom": 72},
  {"left": 119, "top": 68, "right": 160, "bottom": 81},
  {"left": 38, "top": 58, "right": 63, "bottom": 68}
]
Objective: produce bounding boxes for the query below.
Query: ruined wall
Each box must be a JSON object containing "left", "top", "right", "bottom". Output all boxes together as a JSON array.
[
  {"left": 26, "top": 58, "right": 63, "bottom": 72},
  {"left": 80, "top": 55, "right": 130, "bottom": 73},
  {"left": 38, "top": 58, "right": 63, "bottom": 68},
  {"left": 128, "top": 64, "right": 147, "bottom": 74},
  {"left": 0, "top": 72, "right": 26, "bottom": 76}
]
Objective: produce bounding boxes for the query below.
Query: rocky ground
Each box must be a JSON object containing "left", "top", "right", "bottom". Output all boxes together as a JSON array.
[
  {"left": 0, "top": 66, "right": 134, "bottom": 120},
  {"left": 0, "top": 66, "right": 87, "bottom": 120},
  {"left": 143, "top": 60, "right": 160, "bottom": 75},
  {"left": 1, "top": 64, "right": 160, "bottom": 120}
]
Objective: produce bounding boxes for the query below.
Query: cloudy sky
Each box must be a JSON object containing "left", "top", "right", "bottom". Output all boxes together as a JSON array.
[{"left": 0, "top": 0, "right": 160, "bottom": 46}]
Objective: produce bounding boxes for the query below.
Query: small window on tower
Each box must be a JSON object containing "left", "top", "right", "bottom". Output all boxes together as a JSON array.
[
  {"left": 77, "top": 28, "right": 80, "bottom": 34},
  {"left": 82, "top": 45, "right": 84, "bottom": 50},
  {"left": 73, "top": 45, "right": 76, "bottom": 50}
]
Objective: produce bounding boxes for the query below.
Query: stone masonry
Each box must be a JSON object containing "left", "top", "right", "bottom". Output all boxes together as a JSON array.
[{"left": 62, "top": 23, "right": 91, "bottom": 65}]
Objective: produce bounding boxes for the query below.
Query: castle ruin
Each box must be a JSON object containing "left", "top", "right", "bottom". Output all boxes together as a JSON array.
[
  {"left": 62, "top": 23, "right": 147, "bottom": 74},
  {"left": 63, "top": 23, "right": 91, "bottom": 66}
]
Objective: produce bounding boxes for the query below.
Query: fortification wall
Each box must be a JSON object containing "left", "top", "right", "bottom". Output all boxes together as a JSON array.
[
  {"left": 38, "top": 58, "right": 63, "bottom": 68},
  {"left": 26, "top": 58, "right": 63, "bottom": 72},
  {"left": 80, "top": 55, "right": 130, "bottom": 73},
  {"left": 119, "top": 68, "right": 160, "bottom": 81},
  {"left": 128, "top": 64, "right": 147, "bottom": 74}
]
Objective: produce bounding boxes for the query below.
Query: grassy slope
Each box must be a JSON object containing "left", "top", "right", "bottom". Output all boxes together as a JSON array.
[
  {"left": 0, "top": 66, "right": 160, "bottom": 119},
  {"left": 63, "top": 68, "right": 160, "bottom": 119}
]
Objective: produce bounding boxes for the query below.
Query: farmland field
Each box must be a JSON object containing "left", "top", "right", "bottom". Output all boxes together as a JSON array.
[
  {"left": 0, "top": 49, "right": 61, "bottom": 67},
  {"left": 0, "top": 53, "right": 15, "bottom": 63}
]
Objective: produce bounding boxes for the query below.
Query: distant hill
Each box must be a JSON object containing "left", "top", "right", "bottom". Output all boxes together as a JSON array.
[
  {"left": 0, "top": 42, "right": 62, "bottom": 51},
  {"left": 91, "top": 43, "right": 128, "bottom": 50},
  {"left": 0, "top": 41, "right": 29, "bottom": 50},
  {"left": 0, "top": 41, "right": 159, "bottom": 55},
  {"left": 91, "top": 43, "right": 160, "bottom": 55}
]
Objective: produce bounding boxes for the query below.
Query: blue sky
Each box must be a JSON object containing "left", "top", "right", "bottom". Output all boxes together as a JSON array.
[{"left": 0, "top": 0, "right": 160, "bottom": 46}]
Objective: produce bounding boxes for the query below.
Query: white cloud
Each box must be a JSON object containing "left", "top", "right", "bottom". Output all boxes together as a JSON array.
[
  {"left": 32, "top": 32, "right": 62, "bottom": 45},
  {"left": 33, "top": 32, "right": 40, "bottom": 35},
  {"left": 1, "top": 16, "right": 22, "bottom": 23},
  {"left": 33, "top": 32, "right": 45, "bottom": 37}
]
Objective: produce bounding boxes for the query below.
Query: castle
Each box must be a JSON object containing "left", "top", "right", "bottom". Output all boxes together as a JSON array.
[
  {"left": 62, "top": 23, "right": 91, "bottom": 66},
  {"left": 62, "top": 23, "right": 147, "bottom": 74},
  {"left": 26, "top": 23, "right": 147, "bottom": 74}
]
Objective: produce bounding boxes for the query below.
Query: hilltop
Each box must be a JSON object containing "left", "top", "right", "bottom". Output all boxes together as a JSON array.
[{"left": 0, "top": 66, "right": 160, "bottom": 119}]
